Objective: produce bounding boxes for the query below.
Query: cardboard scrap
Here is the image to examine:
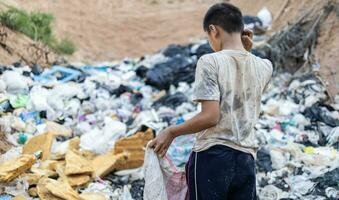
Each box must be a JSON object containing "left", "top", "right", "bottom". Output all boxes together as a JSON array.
[
  {"left": 46, "top": 121, "right": 72, "bottom": 137},
  {"left": 37, "top": 178, "right": 80, "bottom": 200},
  {"left": 0, "top": 131, "right": 12, "bottom": 154},
  {"left": 0, "top": 154, "right": 36, "bottom": 183},
  {"left": 39, "top": 160, "right": 59, "bottom": 171},
  {"left": 53, "top": 158, "right": 91, "bottom": 187},
  {"left": 23, "top": 173, "right": 41, "bottom": 185},
  {"left": 65, "top": 150, "right": 93, "bottom": 175},
  {"left": 92, "top": 152, "right": 128, "bottom": 177},
  {"left": 68, "top": 137, "right": 80, "bottom": 150},
  {"left": 66, "top": 174, "right": 91, "bottom": 187},
  {"left": 80, "top": 192, "right": 108, "bottom": 200},
  {"left": 28, "top": 187, "right": 38, "bottom": 197},
  {"left": 31, "top": 166, "right": 58, "bottom": 178},
  {"left": 114, "top": 128, "right": 154, "bottom": 154},
  {"left": 115, "top": 151, "right": 145, "bottom": 170},
  {"left": 13, "top": 195, "right": 27, "bottom": 200},
  {"left": 23, "top": 132, "right": 54, "bottom": 160},
  {"left": 113, "top": 128, "right": 153, "bottom": 170},
  {"left": 80, "top": 150, "right": 97, "bottom": 161}
]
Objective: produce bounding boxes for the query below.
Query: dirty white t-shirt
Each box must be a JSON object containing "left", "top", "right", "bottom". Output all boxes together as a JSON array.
[{"left": 192, "top": 50, "right": 273, "bottom": 158}]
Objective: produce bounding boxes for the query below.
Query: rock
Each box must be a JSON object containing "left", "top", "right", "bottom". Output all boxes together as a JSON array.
[{"left": 0, "top": 154, "right": 36, "bottom": 183}]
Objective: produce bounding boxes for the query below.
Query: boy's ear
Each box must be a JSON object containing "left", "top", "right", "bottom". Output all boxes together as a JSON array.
[
  {"left": 209, "top": 24, "right": 216, "bottom": 32},
  {"left": 209, "top": 24, "right": 219, "bottom": 37}
]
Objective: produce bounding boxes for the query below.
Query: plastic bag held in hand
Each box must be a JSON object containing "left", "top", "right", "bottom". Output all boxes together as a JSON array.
[{"left": 143, "top": 143, "right": 187, "bottom": 200}]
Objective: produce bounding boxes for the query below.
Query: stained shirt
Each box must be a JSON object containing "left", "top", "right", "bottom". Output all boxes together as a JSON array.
[{"left": 192, "top": 50, "right": 273, "bottom": 158}]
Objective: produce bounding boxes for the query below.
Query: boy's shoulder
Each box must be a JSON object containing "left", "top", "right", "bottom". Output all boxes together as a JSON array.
[
  {"left": 199, "top": 51, "right": 225, "bottom": 61},
  {"left": 198, "top": 51, "right": 226, "bottom": 67}
]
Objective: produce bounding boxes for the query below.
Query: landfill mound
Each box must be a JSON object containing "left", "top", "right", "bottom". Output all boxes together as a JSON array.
[
  {"left": 0, "top": 2, "right": 339, "bottom": 200},
  {"left": 0, "top": 45, "right": 338, "bottom": 199}
]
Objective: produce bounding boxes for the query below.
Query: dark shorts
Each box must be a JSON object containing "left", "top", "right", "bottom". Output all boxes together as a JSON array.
[{"left": 185, "top": 145, "right": 256, "bottom": 200}]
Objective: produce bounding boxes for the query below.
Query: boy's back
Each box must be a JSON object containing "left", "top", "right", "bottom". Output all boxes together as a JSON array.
[
  {"left": 150, "top": 3, "right": 273, "bottom": 199},
  {"left": 193, "top": 50, "right": 272, "bottom": 157}
]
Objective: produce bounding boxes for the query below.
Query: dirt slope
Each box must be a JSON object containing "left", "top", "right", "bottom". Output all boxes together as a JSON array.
[
  {"left": 1, "top": 0, "right": 338, "bottom": 96},
  {"left": 3, "top": 0, "right": 294, "bottom": 62},
  {"left": 0, "top": 24, "right": 58, "bottom": 67}
]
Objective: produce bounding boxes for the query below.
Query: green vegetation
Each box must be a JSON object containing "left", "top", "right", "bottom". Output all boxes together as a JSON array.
[
  {"left": 0, "top": 7, "right": 76, "bottom": 55},
  {"left": 53, "top": 38, "right": 76, "bottom": 55}
]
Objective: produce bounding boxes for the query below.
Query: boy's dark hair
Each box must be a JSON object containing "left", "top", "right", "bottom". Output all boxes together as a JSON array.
[{"left": 203, "top": 3, "right": 244, "bottom": 33}]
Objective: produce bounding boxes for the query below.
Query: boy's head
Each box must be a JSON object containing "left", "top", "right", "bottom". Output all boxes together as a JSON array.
[{"left": 203, "top": 3, "right": 244, "bottom": 51}]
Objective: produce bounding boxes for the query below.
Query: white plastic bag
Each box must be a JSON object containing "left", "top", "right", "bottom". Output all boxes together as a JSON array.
[
  {"left": 143, "top": 145, "right": 187, "bottom": 200},
  {"left": 257, "top": 7, "right": 272, "bottom": 28},
  {"left": 80, "top": 118, "right": 126, "bottom": 154}
]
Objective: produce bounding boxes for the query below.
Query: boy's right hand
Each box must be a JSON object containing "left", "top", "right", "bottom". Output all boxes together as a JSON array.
[
  {"left": 149, "top": 127, "right": 175, "bottom": 158},
  {"left": 241, "top": 29, "right": 253, "bottom": 52}
]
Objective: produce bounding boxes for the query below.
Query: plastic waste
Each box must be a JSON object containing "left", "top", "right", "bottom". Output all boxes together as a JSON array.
[
  {"left": 2, "top": 71, "right": 29, "bottom": 93},
  {"left": 327, "top": 126, "right": 339, "bottom": 145},
  {"left": 153, "top": 92, "right": 188, "bottom": 109},
  {"left": 9, "top": 95, "right": 29, "bottom": 109},
  {"left": 257, "top": 148, "right": 273, "bottom": 172},
  {"left": 269, "top": 149, "right": 288, "bottom": 170},
  {"left": 145, "top": 55, "right": 195, "bottom": 90},
  {"left": 80, "top": 118, "right": 127, "bottom": 154},
  {"left": 257, "top": 7, "right": 272, "bottom": 28},
  {"left": 34, "top": 66, "right": 82, "bottom": 83},
  {"left": 162, "top": 44, "right": 190, "bottom": 58},
  {"left": 17, "top": 133, "right": 28, "bottom": 145},
  {"left": 0, "top": 195, "right": 11, "bottom": 200},
  {"left": 0, "top": 79, "right": 7, "bottom": 93},
  {"left": 143, "top": 144, "right": 187, "bottom": 200}
]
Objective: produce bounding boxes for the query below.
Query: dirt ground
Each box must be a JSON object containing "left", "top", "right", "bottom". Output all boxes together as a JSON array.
[
  {"left": 3, "top": 0, "right": 293, "bottom": 62},
  {"left": 1, "top": 0, "right": 338, "bottom": 96}
]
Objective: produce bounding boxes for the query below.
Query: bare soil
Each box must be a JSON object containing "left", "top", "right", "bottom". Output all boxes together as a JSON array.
[{"left": 1, "top": 0, "right": 338, "bottom": 96}]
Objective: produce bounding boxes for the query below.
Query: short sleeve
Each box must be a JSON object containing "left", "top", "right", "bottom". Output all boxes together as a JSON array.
[{"left": 192, "top": 56, "right": 220, "bottom": 102}]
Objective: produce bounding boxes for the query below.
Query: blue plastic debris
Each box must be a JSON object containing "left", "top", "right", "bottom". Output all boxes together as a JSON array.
[
  {"left": 34, "top": 66, "right": 81, "bottom": 83},
  {"left": 0, "top": 194, "right": 12, "bottom": 200},
  {"left": 82, "top": 65, "right": 111, "bottom": 72},
  {"left": 176, "top": 117, "right": 185, "bottom": 125},
  {"left": 19, "top": 111, "right": 43, "bottom": 125}
]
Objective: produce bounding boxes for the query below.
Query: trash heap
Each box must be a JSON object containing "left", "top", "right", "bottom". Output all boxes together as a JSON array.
[
  {"left": 0, "top": 42, "right": 209, "bottom": 200},
  {"left": 0, "top": 9, "right": 338, "bottom": 200},
  {"left": 256, "top": 73, "right": 339, "bottom": 200}
]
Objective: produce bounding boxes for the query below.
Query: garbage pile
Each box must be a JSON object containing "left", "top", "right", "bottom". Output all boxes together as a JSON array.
[
  {"left": 0, "top": 42, "right": 208, "bottom": 200},
  {"left": 256, "top": 73, "right": 339, "bottom": 200},
  {"left": 0, "top": 9, "right": 338, "bottom": 200}
]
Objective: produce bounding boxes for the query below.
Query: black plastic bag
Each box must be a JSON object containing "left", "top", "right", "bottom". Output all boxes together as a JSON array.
[
  {"left": 162, "top": 44, "right": 190, "bottom": 58},
  {"left": 152, "top": 92, "right": 188, "bottom": 109},
  {"left": 193, "top": 43, "right": 213, "bottom": 59},
  {"left": 145, "top": 55, "right": 195, "bottom": 90},
  {"left": 256, "top": 148, "right": 273, "bottom": 172}
]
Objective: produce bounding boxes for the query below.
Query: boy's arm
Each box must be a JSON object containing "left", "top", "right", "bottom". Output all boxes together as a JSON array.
[{"left": 150, "top": 100, "right": 220, "bottom": 157}]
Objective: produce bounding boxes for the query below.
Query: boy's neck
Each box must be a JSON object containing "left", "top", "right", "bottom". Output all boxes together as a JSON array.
[{"left": 220, "top": 32, "right": 246, "bottom": 51}]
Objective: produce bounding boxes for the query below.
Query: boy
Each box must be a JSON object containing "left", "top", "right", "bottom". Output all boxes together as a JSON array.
[{"left": 150, "top": 3, "right": 272, "bottom": 200}]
